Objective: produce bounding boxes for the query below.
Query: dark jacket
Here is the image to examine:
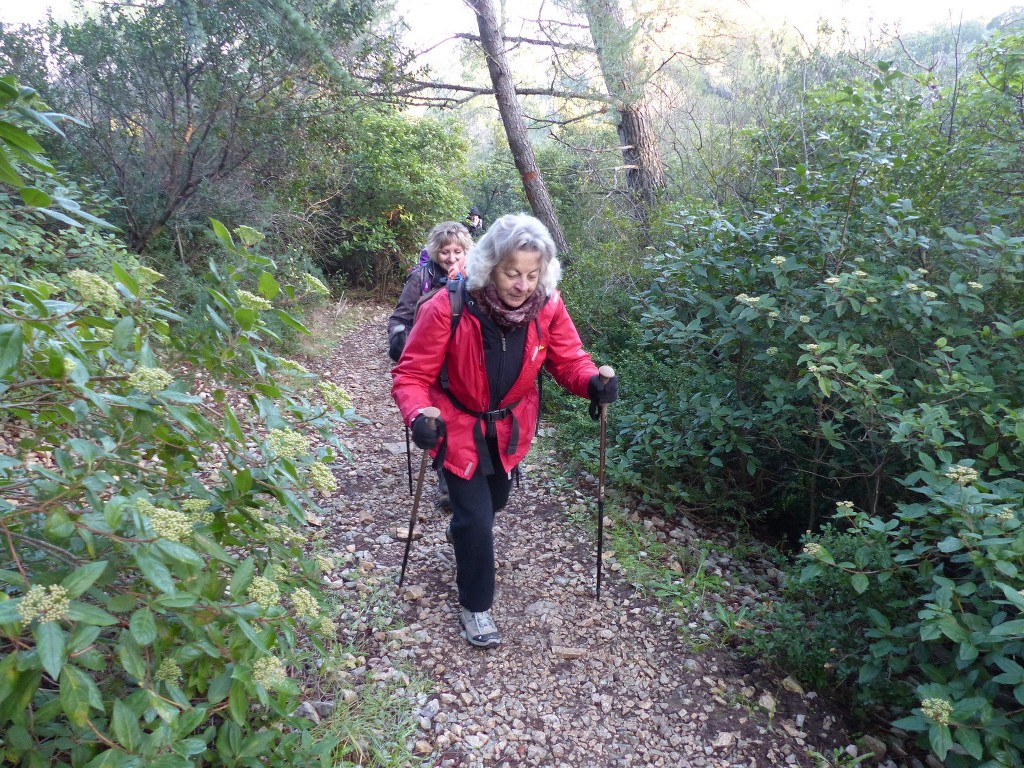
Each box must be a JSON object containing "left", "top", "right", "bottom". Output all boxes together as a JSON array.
[{"left": 387, "top": 260, "right": 450, "bottom": 362}]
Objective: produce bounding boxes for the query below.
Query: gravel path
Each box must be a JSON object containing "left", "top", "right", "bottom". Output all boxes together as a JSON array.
[{"left": 306, "top": 303, "right": 849, "bottom": 768}]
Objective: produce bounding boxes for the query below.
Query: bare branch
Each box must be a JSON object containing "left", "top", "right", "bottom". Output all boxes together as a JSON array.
[{"left": 452, "top": 31, "right": 595, "bottom": 53}]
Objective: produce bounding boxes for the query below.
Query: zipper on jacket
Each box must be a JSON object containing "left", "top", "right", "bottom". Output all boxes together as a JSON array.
[{"left": 494, "top": 331, "right": 507, "bottom": 412}]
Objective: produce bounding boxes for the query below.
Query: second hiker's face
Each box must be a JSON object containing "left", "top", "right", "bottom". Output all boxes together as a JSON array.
[
  {"left": 494, "top": 248, "right": 542, "bottom": 308},
  {"left": 437, "top": 241, "right": 465, "bottom": 278}
]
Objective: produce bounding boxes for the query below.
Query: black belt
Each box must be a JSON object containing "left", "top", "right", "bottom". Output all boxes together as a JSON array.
[{"left": 435, "top": 391, "right": 521, "bottom": 476}]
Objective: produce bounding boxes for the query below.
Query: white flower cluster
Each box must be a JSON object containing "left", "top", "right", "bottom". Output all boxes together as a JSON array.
[
  {"left": 17, "top": 584, "right": 70, "bottom": 625},
  {"left": 267, "top": 429, "right": 311, "bottom": 461},
  {"left": 865, "top": 296, "right": 879, "bottom": 304},
  {"left": 136, "top": 266, "right": 164, "bottom": 285},
  {"left": 922, "top": 290, "right": 938, "bottom": 300},
  {"left": 995, "top": 506, "right": 1015, "bottom": 522},
  {"left": 968, "top": 281, "right": 983, "bottom": 290},
  {"left": 734, "top": 293, "right": 760, "bottom": 305},
  {"left": 155, "top": 657, "right": 182, "bottom": 683},
  {"left": 803, "top": 542, "right": 823, "bottom": 558},
  {"left": 247, "top": 576, "right": 281, "bottom": 608},
  {"left": 137, "top": 499, "right": 193, "bottom": 542},
  {"left": 836, "top": 500, "right": 855, "bottom": 511},
  {"left": 765, "top": 347, "right": 778, "bottom": 357},
  {"left": 316, "top": 617, "right": 338, "bottom": 636},
  {"left": 263, "top": 522, "right": 304, "bottom": 544},
  {"left": 824, "top": 276, "right": 841, "bottom": 285},
  {"left": 128, "top": 366, "right": 174, "bottom": 396},
  {"left": 181, "top": 498, "right": 214, "bottom": 525},
  {"left": 320, "top": 381, "right": 352, "bottom": 412},
  {"left": 291, "top": 587, "right": 320, "bottom": 621},
  {"left": 309, "top": 462, "right": 338, "bottom": 494},
  {"left": 253, "top": 655, "right": 288, "bottom": 688},
  {"left": 278, "top": 359, "right": 310, "bottom": 375},
  {"left": 67, "top": 269, "right": 121, "bottom": 309},
  {"left": 921, "top": 698, "right": 952, "bottom": 725},
  {"left": 301, "top": 273, "right": 330, "bottom": 296},
  {"left": 943, "top": 465, "right": 978, "bottom": 487},
  {"left": 799, "top": 315, "right": 811, "bottom": 324},
  {"left": 770, "top": 256, "right": 787, "bottom": 266},
  {"left": 236, "top": 290, "right": 273, "bottom": 310}
]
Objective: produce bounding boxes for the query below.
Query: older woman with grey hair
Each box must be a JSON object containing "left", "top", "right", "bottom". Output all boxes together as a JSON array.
[
  {"left": 392, "top": 213, "right": 618, "bottom": 649},
  {"left": 387, "top": 221, "right": 472, "bottom": 363}
]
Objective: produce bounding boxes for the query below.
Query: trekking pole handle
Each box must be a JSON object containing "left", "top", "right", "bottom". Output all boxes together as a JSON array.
[
  {"left": 598, "top": 365, "right": 615, "bottom": 384},
  {"left": 422, "top": 406, "right": 440, "bottom": 425}
]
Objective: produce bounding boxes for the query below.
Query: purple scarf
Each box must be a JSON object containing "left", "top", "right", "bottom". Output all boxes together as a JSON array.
[{"left": 474, "top": 284, "right": 547, "bottom": 330}]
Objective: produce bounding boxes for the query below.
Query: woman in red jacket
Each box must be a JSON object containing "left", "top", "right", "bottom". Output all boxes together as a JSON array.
[{"left": 391, "top": 213, "right": 618, "bottom": 649}]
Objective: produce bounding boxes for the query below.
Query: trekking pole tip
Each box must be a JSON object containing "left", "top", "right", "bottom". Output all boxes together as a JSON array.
[{"left": 598, "top": 365, "right": 615, "bottom": 382}]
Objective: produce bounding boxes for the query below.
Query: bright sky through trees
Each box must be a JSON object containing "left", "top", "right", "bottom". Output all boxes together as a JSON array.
[{"left": 393, "top": 0, "right": 1016, "bottom": 61}]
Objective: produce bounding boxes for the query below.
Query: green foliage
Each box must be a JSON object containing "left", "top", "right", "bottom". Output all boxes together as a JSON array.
[
  {"left": 746, "top": 525, "right": 909, "bottom": 711},
  {"left": 799, "top": 472, "right": 1024, "bottom": 766},
  {"left": 31, "top": 0, "right": 394, "bottom": 254},
  {"left": 0, "top": 210, "right": 362, "bottom": 765},
  {"left": 303, "top": 107, "right": 469, "bottom": 289},
  {"left": 621, "top": 60, "right": 1024, "bottom": 522}
]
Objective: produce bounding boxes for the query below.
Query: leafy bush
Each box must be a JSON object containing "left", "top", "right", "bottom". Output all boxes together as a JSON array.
[
  {"left": 0, "top": 219, "right": 358, "bottom": 766},
  {"left": 800, "top": 471, "right": 1024, "bottom": 766},
  {"left": 620, "top": 61, "right": 1024, "bottom": 525},
  {"left": 747, "top": 524, "right": 910, "bottom": 711}
]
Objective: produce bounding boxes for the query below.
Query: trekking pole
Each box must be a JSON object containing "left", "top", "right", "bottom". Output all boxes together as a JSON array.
[
  {"left": 398, "top": 407, "right": 440, "bottom": 590},
  {"left": 595, "top": 365, "right": 615, "bottom": 601},
  {"left": 404, "top": 424, "right": 413, "bottom": 495}
]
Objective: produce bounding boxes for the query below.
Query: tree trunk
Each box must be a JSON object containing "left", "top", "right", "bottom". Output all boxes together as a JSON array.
[
  {"left": 581, "top": 0, "right": 666, "bottom": 226},
  {"left": 467, "top": 0, "right": 570, "bottom": 258}
]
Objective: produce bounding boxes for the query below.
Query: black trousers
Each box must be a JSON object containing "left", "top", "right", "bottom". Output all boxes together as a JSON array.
[{"left": 443, "top": 437, "right": 512, "bottom": 612}]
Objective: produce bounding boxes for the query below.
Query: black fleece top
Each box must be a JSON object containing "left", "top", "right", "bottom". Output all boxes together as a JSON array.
[{"left": 464, "top": 289, "right": 528, "bottom": 410}]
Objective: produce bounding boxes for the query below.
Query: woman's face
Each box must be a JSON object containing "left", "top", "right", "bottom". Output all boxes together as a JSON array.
[
  {"left": 493, "top": 248, "right": 542, "bottom": 308},
  {"left": 436, "top": 240, "right": 466, "bottom": 278}
]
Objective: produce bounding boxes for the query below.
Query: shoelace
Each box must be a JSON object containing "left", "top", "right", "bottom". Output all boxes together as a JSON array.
[{"left": 470, "top": 611, "right": 496, "bottom": 634}]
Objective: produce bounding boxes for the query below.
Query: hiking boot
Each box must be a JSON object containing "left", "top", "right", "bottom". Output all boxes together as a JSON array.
[
  {"left": 460, "top": 608, "right": 501, "bottom": 649},
  {"left": 445, "top": 522, "right": 454, "bottom": 546},
  {"left": 435, "top": 493, "right": 450, "bottom": 509}
]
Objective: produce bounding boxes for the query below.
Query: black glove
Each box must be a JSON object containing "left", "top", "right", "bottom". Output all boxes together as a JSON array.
[
  {"left": 411, "top": 413, "right": 445, "bottom": 449},
  {"left": 588, "top": 373, "right": 619, "bottom": 420},
  {"left": 388, "top": 326, "right": 407, "bottom": 363}
]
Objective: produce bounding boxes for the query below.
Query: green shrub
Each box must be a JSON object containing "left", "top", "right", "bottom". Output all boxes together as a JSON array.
[
  {"left": 747, "top": 524, "right": 911, "bottom": 712},
  {"left": 621, "top": 61, "right": 1024, "bottom": 526},
  {"left": 801, "top": 470, "right": 1024, "bottom": 766},
  {"left": 0, "top": 219, "right": 358, "bottom": 766}
]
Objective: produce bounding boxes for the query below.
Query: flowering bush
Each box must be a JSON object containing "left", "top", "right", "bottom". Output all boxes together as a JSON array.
[
  {"left": 0, "top": 216, "right": 356, "bottom": 765},
  {"left": 799, "top": 474, "right": 1024, "bottom": 766},
  {"left": 622, "top": 42, "right": 1024, "bottom": 767}
]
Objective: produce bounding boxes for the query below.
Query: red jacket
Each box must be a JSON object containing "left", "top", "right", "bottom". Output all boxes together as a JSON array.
[{"left": 391, "top": 287, "right": 598, "bottom": 479}]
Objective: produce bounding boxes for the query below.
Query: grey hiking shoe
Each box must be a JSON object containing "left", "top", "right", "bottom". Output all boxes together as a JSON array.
[
  {"left": 460, "top": 608, "right": 501, "bottom": 649},
  {"left": 445, "top": 522, "right": 454, "bottom": 546}
]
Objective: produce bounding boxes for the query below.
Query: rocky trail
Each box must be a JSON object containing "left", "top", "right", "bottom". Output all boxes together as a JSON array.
[{"left": 303, "top": 303, "right": 855, "bottom": 768}]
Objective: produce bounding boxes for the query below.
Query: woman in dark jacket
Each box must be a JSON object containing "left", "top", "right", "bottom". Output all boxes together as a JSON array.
[
  {"left": 386, "top": 221, "right": 471, "bottom": 363},
  {"left": 391, "top": 213, "right": 618, "bottom": 649}
]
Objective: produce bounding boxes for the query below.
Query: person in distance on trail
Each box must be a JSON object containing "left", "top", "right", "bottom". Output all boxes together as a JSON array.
[
  {"left": 391, "top": 213, "right": 619, "bottom": 649},
  {"left": 387, "top": 221, "right": 471, "bottom": 364},
  {"left": 466, "top": 205, "right": 485, "bottom": 238}
]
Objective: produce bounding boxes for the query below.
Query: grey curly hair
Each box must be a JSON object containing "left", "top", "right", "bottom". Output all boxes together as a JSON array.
[
  {"left": 425, "top": 221, "right": 473, "bottom": 263},
  {"left": 466, "top": 213, "right": 562, "bottom": 296}
]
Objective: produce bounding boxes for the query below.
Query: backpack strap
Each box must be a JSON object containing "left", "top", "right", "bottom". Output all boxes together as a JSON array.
[
  {"left": 438, "top": 280, "right": 463, "bottom": 394},
  {"left": 448, "top": 278, "right": 463, "bottom": 335}
]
